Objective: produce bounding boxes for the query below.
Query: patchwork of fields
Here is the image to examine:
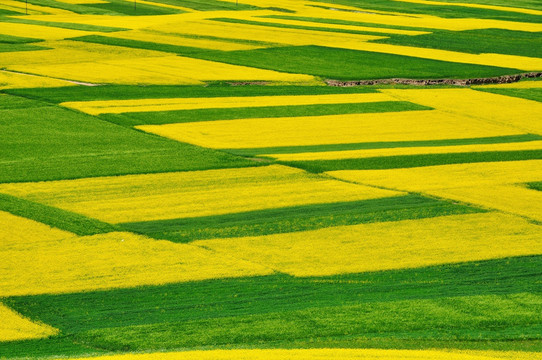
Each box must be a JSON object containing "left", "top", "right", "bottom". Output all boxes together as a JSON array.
[{"left": 0, "top": 0, "right": 541, "bottom": 359}]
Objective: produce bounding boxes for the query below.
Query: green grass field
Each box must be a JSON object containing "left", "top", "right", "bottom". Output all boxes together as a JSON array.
[{"left": 0, "top": 0, "right": 541, "bottom": 359}]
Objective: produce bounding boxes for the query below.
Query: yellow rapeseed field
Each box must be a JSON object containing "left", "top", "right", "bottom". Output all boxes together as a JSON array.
[
  {"left": 328, "top": 160, "right": 542, "bottom": 191},
  {"left": 112, "top": 30, "right": 263, "bottom": 51},
  {"left": 62, "top": 92, "right": 397, "bottom": 115},
  {"left": 0, "top": 71, "right": 77, "bottom": 90},
  {"left": 382, "top": 88, "right": 542, "bottom": 134},
  {"left": 328, "top": 160, "right": 542, "bottom": 221},
  {"left": 0, "top": 304, "right": 58, "bottom": 342},
  {"left": 54, "top": 348, "right": 542, "bottom": 360},
  {"left": 0, "top": 165, "right": 401, "bottom": 224},
  {"left": 267, "top": 140, "right": 542, "bottom": 161},
  {"left": 137, "top": 110, "right": 522, "bottom": 149},
  {"left": 194, "top": 213, "right": 542, "bottom": 277},
  {"left": 394, "top": 0, "right": 542, "bottom": 16},
  {"left": 474, "top": 80, "right": 542, "bottom": 89},
  {"left": 0, "top": 211, "right": 271, "bottom": 296}
]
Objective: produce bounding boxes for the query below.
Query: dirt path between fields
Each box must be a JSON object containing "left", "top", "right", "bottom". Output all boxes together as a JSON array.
[{"left": 326, "top": 72, "right": 542, "bottom": 87}]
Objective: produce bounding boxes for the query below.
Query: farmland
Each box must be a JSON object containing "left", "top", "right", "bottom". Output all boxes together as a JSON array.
[{"left": 0, "top": 0, "right": 541, "bottom": 359}]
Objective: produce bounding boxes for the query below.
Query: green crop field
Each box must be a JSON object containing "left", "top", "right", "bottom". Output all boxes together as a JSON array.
[{"left": 0, "top": 0, "right": 541, "bottom": 359}]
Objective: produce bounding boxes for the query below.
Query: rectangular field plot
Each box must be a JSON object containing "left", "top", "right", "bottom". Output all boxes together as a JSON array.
[
  {"left": 5, "top": 256, "right": 540, "bottom": 355},
  {"left": 137, "top": 109, "right": 524, "bottom": 150},
  {"left": 0, "top": 95, "right": 254, "bottom": 183},
  {"left": 0, "top": 165, "right": 401, "bottom": 224},
  {"left": 0, "top": 211, "right": 270, "bottom": 297},
  {"left": 328, "top": 160, "right": 542, "bottom": 221},
  {"left": 194, "top": 212, "right": 542, "bottom": 276}
]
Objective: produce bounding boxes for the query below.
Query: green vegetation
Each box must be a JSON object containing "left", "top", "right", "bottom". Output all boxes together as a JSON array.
[
  {"left": 69, "top": 35, "right": 522, "bottom": 80},
  {"left": 282, "top": 150, "right": 542, "bottom": 172},
  {"left": 4, "top": 256, "right": 541, "bottom": 354},
  {"left": 476, "top": 87, "right": 542, "bottom": 102},
  {"left": 311, "top": 0, "right": 542, "bottom": 23},
  {"left": 0, "top": 193, "right": 116, "bottom": 236},
  {"left": 227, "top": 134, "right": 542, "bottom": 156},
  {"left": 2, "top": 17, "right": 130, "bottom": 33},
  {"left": 101, "top": 101, "right": 431, "bottom": 126},
  {"left": 0, "top": 337, "right": 106, "bottom": 359},
  {"left": 120, "top": 195, "right": 483, "bottom": 242},
  {"left": 527, "top": 181, "right": 542, "bottom": 191},
  {"left": 210, "top": 17, "right": 406, "bottom": 37},
  {"left": 373, "top": 29, "right": 542, "bottom": 58},
  {"left": 17, "top": 0, "right": 183, "bottom": 15},
  {"left": 0, "top": 43, "right": 48, "bottom": 52},
  {"left": 145, "top": 0, "right": 258, "bottom": 11},
  {"left": 0, "top": 94, "right": 256, "bottom": 183},
  {"left": 0, "top": 34, "right": 42, "bottom": 44},
  {"left": 4, "top": 85, "right": 377, "bottom": 103}
]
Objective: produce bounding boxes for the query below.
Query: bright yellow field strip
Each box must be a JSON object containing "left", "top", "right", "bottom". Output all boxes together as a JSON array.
[
  {"left": 328, "top": 160, "right": 542, "bottom": 192},
  {"left": 137, "top": 110, "right": 522, "bottom": 149},
  {"left": 340, "top": 42, "right": 542, "bottom": 71},
  {"left": 195, "top": 212, "right": 542, "bottom": 277},
  {"left": 432, "top": 185, "right": 542, "bottom": 222},
  {"left": 394, "top": 0, "right": 542, "bottom": 16},
  {"left": 1, "top": 40, "right": 175, "bottom": 67},
  {"left": 383, "top": 88, "right": 542, "bottom": 134},
  {"left": 153, "top": 19, "right": 387, "bottom": 48},
  {"left": 474, "top": 80, "right": 542, "bottom": 89},
  {"left": 0, "top": 165, "right": 400, "bottom": 224},
  {"left": 57, "top": 0, "right": 108, "bottom": 4},
  {"left": 112, "top": 30, "right": 262, "bottom": 51},
  {"left": 328, "top": 160, "right": 542, "bottom": 220},
  {"left": 0, "top": 210, "right": 74, "bottom": 242},
  {"left": 0, "top": 23, "right": 90, "bottom": 41},
  {"left": 0, "top": 0, "right": 75, "bottom": 15},
  {"left": 56, "top": 348, "right": 542, "bottom": 360},
  {"left": 10, "top": 54, "right": 316, "bottom": 85},
  {"left": 234, "top": 15, "right": 430, "bottom": 36},
  {"left": 0, "top": 213, "right": 271, "bottom": 297},
  {"left": 267, "top": 140, "right": 542, "bottom": 161},
  {"left": 118, "top": 0, "right": 194, "bottom": 12},
  {"left": 297, "top": 3, "right": 542, "bottom": 32},
  {"left": 0, "top": 304, "right": 58, "bottom": 342},
  {"left": 0, "top": 71, "right": 77, "bottom": 90},
  {"left": 61, "top": 92, "right": 397, "bottom": 115}
]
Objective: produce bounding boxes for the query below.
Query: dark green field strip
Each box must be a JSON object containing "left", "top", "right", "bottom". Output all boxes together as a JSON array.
[
  {"left": 0, "top": 43, "right": 49, "bottom": 53},
  {"left": 0, "top": 34, "right": 42, "bottom": 44},
  {"left": 372, "top": 29, "right": 542, "bottom": 58},
  {"left": 423, "top": 0, "right": 542, "bottom": 12},
  {"left": 227, "top": 134, "right": 542, "bottom": 156},
  {"left": 13, "top": 0, "right": 182, "bottom": 15},
  {"left": 4, "top": 84, "right": 376, "bottom": 103},
  {"left": 0, "top": 193, "right": 116, "bottom": 236},
  {"left": 0, "top": 8, "right": 22, "bottom": 15},
  {"left": 527, "top": 181, "right": 542, "bottom": 191},
  {"left": 119, "top": 195, "right": 483, "bottom": 242},
  {"left": 0, "top": 95, "right": 256, "bottom": 183},
  {"left": 68, "top": 35, "right": 521, "bottom": 80},
  {"left": 476, "top": 88, "right": 542, "bottom": 103},
  {"left": 312, "top": 0, "right": 542, "bottom": 23},
  {"left": 282, "top": 149, "right": 542, "bottom": 172},
  {"left": 210, "top": 17, "right": 409, "bottom": 37},
  {"left": 0, "top": 337, "right": 106, "bottom": 359},
  {"left": 259, "top": 15, "right": 434, "bottom": 32},
  {"left": 145, "top": 0, "right": 258, "bottom": 11},
  {"left": 4, "top": 256, "right": 541, "bottom": 353},
  {"left": 100, "top": 101, "right": 430, "bottom": 126},
  {"left": 2, "top": 17, "right": 130, "bottom": 33},
  {"left": 0, "top": 93, "right": 47, "bottom": 110}
]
